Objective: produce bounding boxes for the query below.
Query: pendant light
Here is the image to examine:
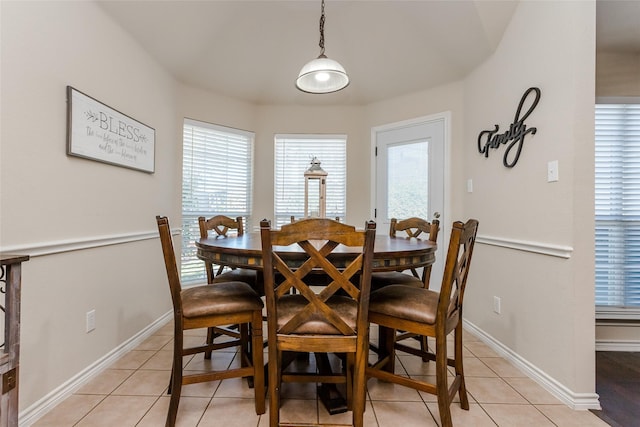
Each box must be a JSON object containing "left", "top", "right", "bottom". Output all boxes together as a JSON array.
[{"left": 296, "top": 0, "right": 349, "bottom": 94}]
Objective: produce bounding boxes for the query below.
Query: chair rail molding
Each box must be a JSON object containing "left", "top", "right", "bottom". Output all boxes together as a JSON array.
[
  {"left": 0, "top": 229, "right": 181, "bottom": 258},
  {"left": 476, "top": 234, "right": 573, "bottom": 259}
]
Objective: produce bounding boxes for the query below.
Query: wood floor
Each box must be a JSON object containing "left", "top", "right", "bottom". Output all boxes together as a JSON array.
[{"left": 591, "top": 351, "right": 640, "bottom": 427}]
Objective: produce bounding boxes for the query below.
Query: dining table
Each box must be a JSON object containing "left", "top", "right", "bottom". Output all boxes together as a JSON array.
[
  {"left": 196, "top": 231, "right": 436, "bottom": 273},
  {"left": 195, "top": 230, "right": 437, "bottom": 414}
]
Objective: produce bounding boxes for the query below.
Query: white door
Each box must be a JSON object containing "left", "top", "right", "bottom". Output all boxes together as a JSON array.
[{"left": 372, "top": 114, "right": 448, "bottom": 288}]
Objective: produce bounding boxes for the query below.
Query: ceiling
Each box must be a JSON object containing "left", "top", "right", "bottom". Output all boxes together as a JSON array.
[{"left": 97, "top": 0, "right": 639, "bottom": 107}]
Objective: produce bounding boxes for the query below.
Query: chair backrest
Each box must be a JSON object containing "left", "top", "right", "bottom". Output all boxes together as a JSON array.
[
  {"left": 291, "top": 215, "right": 341, "bottom": 223},
  {"left": 389, "top": 217, "right": 440, "bottom": 242},
  {"left": 199, "top": 215, "right": 245, "bottom": 282},
  {"left": 437, "top": 219, "right": 479, "bottom": 325},
  {"left": 388, "top": 217, "right": 440, "bottom": 286},
  {"left": 260, "top": 217, "right": 376, "bottom": 337},
  {"left": 156, "top": 216, "right": 183, "bottom": 318},
  {"left": 199, "top": 215, "right": 244, "bottom": 238}
]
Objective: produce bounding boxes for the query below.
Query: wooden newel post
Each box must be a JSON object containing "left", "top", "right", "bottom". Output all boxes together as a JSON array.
[{"left": 0, "top": 254, "right": 29, "bottom": 427}]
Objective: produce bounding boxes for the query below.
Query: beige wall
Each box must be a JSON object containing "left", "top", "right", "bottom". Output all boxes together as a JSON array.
[
  {"left": 462, "top": 0, "right": 596, "bottom": 395},
  {"left": 1, "top": 0, "right": 600, "bottom": 419},
  {"left": 597, "top": 51, "right": 640, "bottom": 97},
  {"left": 252, "top": 105, "right": 368, "bottom": 227},
  {"left": 1, "top": 0, "right": 179, "bottom": 410}
]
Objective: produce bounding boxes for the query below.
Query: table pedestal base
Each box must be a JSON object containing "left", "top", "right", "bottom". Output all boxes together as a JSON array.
[{"left": 315, "top": 353, "right": 348, "bottom": 415}]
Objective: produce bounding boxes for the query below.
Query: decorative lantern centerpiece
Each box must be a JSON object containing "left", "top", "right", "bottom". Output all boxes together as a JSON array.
[{"left": 304, "top": 156, "right": 327, "bottom": 218}]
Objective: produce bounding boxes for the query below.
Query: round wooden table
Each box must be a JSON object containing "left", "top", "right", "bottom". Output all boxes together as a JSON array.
[{"left": 196, "top": 232, "right": 436, "bottom": 272}]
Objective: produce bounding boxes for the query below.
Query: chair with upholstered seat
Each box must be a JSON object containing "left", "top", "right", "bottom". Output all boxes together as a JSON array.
[
  {"left": 369, "top": 217, "right": 439, "bottom": 359},
  {"left": 366, "top": 219, "right": 478, "bottom": 427},
  {"left": 198, "top": 215, "right": 260, "bottom": 290},
  {"left": 260, "top": 217, "right": 376, "bottom": 427},
  {"left": 199, "top": 215, "right": 264, "bottom": 358},
  {"left": 157, "top": 216, "right": 265, "bottom": 427},
  {"left": 370, "top": 217, "right": 439, "bottom": 291}
]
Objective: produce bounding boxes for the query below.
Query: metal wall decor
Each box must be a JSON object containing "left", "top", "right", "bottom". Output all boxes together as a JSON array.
[{"left": 477, "top": 87, "right": 541, "bottom": 168}]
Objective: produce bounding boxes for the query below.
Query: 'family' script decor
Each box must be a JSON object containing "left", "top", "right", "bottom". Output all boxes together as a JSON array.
[
  {"left": 477, "top": 87, "right": 541, "bottom": 168},
  {"left": 66, "top": 86, "right": 155, "bottom": 173}
]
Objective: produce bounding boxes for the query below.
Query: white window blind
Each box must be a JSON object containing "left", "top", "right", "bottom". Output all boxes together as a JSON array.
[
  {"left": 181, "top": 119, "right": 254, "bottom": 283},
  {"left": 595, "top": 103, "right": 640, "bottom": 312},
  {"left": 274, "top": 135, "right": 346, "bottom": 227}
]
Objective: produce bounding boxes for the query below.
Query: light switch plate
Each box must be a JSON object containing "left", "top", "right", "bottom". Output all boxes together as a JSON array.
[{"left": 547, "top": 160, "right": 559, "bottom": 182}]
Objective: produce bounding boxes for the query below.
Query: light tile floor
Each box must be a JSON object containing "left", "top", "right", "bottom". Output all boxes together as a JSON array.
[{"left": 33, "top": 322, "right": 610, "bottom": 426}]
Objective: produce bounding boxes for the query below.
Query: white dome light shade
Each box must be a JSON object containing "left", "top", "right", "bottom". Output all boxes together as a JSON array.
[{"left": 296, "top": 55, "right": 349, "bottom": 94}]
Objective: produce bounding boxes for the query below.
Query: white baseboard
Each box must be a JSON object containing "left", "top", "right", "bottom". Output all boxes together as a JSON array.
[
  {"left": 463, "top": 320, "right": 601, "bottom": 411},
  {"left": 18, "top": 311, "right": 173, "bottom": 427}
]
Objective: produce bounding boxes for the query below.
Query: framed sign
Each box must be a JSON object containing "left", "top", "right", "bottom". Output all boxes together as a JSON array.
[{"left": 66, "top": 86, "right": 155, "bottom": 173}]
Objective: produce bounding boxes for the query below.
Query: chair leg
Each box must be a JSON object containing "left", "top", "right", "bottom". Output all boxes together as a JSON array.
[
  {"left": 251, "top": 312, "right": 266, "bottom": 414},
  {"left": 419, "top": 267, "right": 432, "bottom": 363},
  {"left": 422, "top": 265, "right": 433, "bottom": 289},
  {"left": 204, "top": 264, "right": 215, "bottom": 360},
  {"left": 378, "top": 325, "right": 396, "bottom": 373},
  {"left": 167, "top": 335, "right": 184, "bottom": 427},
  {"left": 454, "top": 323, "right": 469, "bottom": 409},
  {"left": 435, "top": 332, "right": 453, "bottom": 427},
  {"left": 204, "top": 327, "right": 214, "bottom": 359},
  {"left": 420, "top": 335, "right": 430, "bottom": 362},
  {"left": 345, "top": 352, "right": 354, "bottom": 410},
  {"left": 352, "top": 346, "right": 367, "bottom": 427},
  {"left": 167, "top": 367, "right": 173, "bottom": 395},
  {"left": 166, "top": 367, "right": 182, "bottom": 427},
  {"left": 268, "top": 348, "right": 281, "bottom": 427},
  {"left": 240, "top": 323, "right": 249, "bottom": 368}
]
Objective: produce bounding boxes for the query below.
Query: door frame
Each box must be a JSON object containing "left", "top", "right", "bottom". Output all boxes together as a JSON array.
[{"left": 370, "top": 111, "right": 452, "bottom": 282}]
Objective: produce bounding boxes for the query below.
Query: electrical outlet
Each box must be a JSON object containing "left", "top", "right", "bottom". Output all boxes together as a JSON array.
[
  {"left": 86, "top": 310, "right": 96, "bottom": 333},
  {"left": 493, "top": 296, "right": 501, "bottom": 314}
]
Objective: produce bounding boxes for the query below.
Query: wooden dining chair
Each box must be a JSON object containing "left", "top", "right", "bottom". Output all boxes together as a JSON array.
[
  {"left": 198, "top": 215, "right": 259, "bottom": 290},
  {"left": 291, "top": 215, "right": 341, "bottom": 223},
  {"left": 366, "top": 219, "right": 478, "bottom": 427},
  {"left": 370, "top": 217, "right": 440, "bottom": 290},
  {"left": 369, "top": 217, "right": 439, "bottom": 360},
  {"left": 157, "top": 216, "right": 265, "bottom": 426},
  {"left": 199, "top": 215, "right": 264, "bottom": 358},
  {"left": 260, "top": 218, "right": 376, "bottom": 427}
]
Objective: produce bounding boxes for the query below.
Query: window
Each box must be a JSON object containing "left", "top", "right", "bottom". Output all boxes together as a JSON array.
[
  {"left": 595, "top": 102, "right": 640, "bottom": 316},
  {"left": 274, "top": 135, "right": 346, "bottom": 227},
  {"left": 387, "top": 140, "right": 429, "bottom": 220},
  {"left": 181, "top": 119, "right": 254, "bottom": 283}
]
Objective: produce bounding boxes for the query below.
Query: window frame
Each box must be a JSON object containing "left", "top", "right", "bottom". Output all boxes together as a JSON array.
[
  {"left": 595, "top": 97, "right": 640, "bottom": 319},
  {"left": 181, "top": 118, "right": 254, "bottom": 284},
  {"left": 274, "top": 134, "right": 347, "bottom": 228}
]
